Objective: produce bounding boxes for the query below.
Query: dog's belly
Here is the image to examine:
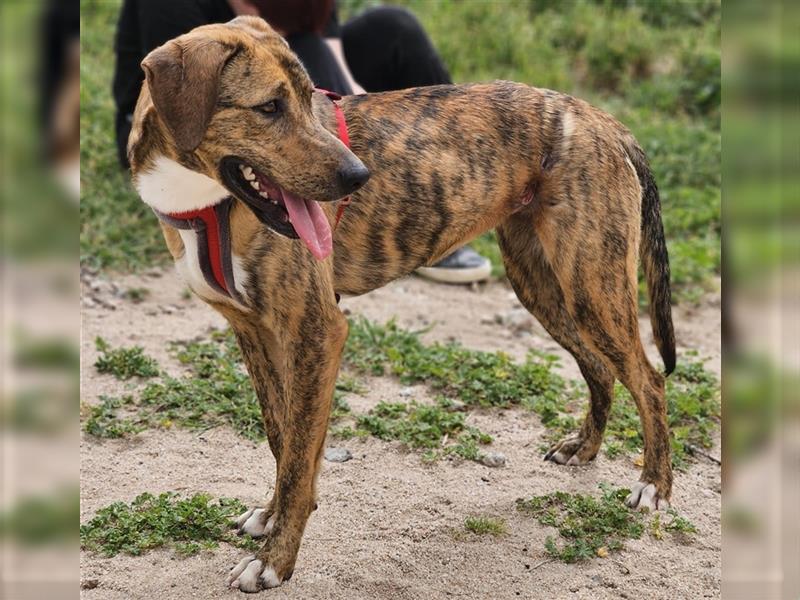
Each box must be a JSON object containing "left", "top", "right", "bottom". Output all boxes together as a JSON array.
[{"left": 330, "top": 187, "right": 532, "bottom": 297}]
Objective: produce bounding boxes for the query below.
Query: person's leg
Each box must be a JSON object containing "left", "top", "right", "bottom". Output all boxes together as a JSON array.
[
  {"left": 341, "top": 5, "right": 451, "bottom": 91},
  {"left": 341, "top": 7, "right": 490, "bottom": 283}
]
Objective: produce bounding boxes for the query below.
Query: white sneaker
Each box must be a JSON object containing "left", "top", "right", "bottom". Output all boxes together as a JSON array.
[{"left": 416, "top": 246, "right": 492, "bottom": 284}]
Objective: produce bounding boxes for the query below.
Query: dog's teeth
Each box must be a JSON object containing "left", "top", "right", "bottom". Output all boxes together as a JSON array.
[
  {"left": 259, "top": 191, "right": 269, "bottom": 198},
  {"left": 250, "top": 180, "right": 260, "bottom": 190}
]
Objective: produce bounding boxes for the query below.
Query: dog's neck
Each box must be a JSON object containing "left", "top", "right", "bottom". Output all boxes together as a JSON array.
[{"left": 135, "top": 155, "right": 229, "bottom": 215}]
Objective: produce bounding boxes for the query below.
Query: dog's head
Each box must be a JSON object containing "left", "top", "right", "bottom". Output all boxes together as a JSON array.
[{"left": 132, "top": 16, "right": 369, "bottom": 260}]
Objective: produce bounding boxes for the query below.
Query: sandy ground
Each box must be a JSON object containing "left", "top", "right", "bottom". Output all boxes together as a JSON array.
[{"left": 80, "top": 268, "right": 721, "bottom": 599}]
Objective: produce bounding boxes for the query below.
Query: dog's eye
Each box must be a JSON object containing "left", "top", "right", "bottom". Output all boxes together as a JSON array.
[{"left": 256, "top": 100, "right": 279, "bottom": 115}]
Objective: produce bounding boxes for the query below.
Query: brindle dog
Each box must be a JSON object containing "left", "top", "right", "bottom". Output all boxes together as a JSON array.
[{"left": 128, "top": 16, "right": 676, "bottom": 593}]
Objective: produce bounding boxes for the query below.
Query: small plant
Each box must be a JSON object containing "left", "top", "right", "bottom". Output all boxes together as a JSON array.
[
  {"left": 516, "top": 485, "right": 696, "bottom": 563},
  {"left": 94, "top": 337, "right": 159, "bottom": 380},
  {"left": 353, "top": 398, "right": 492, "bottom": 462},
  {"left": 82, "top": 395, "right": 144, "bottom": 438},
  {"left": 85, "top": 329, "right": 370, "bottom": 441},
  {"left": 345, "top": 319, "right": 718, "bottom": 469},
  {"left": 123, "top": 286, "right": 150, "bottom": 303},
  {"left": 464, "top": 515, "right": 506, "bottom": 536},
  {"left": 345, "top": 318, "right": 572, "bottom": 411},
  {"left": 80, "top": 492, "right": 259, "bottom": 557},
  {"left": 331, "top": 374, "right": 364, "bottom": 421}
]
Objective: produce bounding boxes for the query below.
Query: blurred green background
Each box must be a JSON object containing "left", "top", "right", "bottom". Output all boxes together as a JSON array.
[{"left": 80, "top": 0, "right": 720, "bottom": 303}]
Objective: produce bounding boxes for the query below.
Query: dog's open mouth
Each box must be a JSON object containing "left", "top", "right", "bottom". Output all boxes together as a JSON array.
[{"left": 220, "top": 157, "right": 333, "bottom": 261}]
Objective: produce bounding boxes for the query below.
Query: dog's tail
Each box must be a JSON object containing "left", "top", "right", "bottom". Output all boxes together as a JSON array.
[{"left": 627, "top": 141, "right": 676, "bottom": 375}]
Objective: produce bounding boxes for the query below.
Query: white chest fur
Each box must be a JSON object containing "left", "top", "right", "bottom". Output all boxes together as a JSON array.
[{"left": 134, "top": 155, "right": 229, "bottom": 213}]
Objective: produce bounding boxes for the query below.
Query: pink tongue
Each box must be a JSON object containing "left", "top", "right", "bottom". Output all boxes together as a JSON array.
[{"left": 281, "top": 190, "right": 333, "bottom": 260}]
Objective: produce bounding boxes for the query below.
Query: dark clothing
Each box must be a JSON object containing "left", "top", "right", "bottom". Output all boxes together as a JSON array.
[
  {"left": 113, "top": 1, "right": 450, "bottom": 167},
  {"left": 113, "top": 0, "right": 235, "bottom": 166},
  {"left": 342, "top": 6, "right": 451, "bottom": 92},
  {"left": 41, "top": 0, "right": 79, "bottom": 135},
  {"left": 285, "top": 32, "right": 353, "bottom": 96}
]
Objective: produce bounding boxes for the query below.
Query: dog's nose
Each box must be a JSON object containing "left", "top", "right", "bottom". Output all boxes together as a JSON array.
[{"left": 337, "top": 162, "right": 370, "bottom": 193}]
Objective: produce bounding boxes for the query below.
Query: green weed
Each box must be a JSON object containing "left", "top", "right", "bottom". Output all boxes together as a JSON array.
[
  {"left": 80, "top": 492, "right": 258, "bottom": 557},
  {"left": 351, "top": 398, "right": 493, "bottom": 463},
  {"left": 516, "top": 485, "right": 696, "bottom": 563},
  {"left": 86, "top": 321, "right": 718, "bottom": 472},
  {"left": 544, "top": 356, "right": 719, "bottom": 469},
  {"left": 123, "top": 286, "right": 150, "bottom": 303},
  {"left": 94, "top": 337, "right": 160, "bottom": 380},
  {"left": 346, "top": 319, "right": 718, "bottom": 469},
  {"left": 464, "top": 515, "right": 507, "bottom": 536},
  {"left": 82, "top": 395, "right": 145, "bottom": 438},
  {"left": 345, "top": 318, "right": 571, "bottom": 411},
  {"left": 84, "top": 329, "right": 367, "bottom": 441}
]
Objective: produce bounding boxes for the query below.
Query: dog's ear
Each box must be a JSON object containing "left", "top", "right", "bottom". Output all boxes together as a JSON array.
[{"left": 141, "top": 38, "right": 237, "bottom": 152}]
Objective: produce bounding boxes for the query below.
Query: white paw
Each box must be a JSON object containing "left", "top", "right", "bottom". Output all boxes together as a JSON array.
[
  {"left": 259, "top": 566, "right": 281, "bottom": 589},
  {"left": 235, "top": 508, "right": 255, "bottom": 529},
  {"left": 549, "top": 450, "right": 568, "bottom": 464},
  {"left": 228, "top": 555, "right": 260, "bottom": 592},
  {"left": 625, "top": 482, "right": 670, "bottom": 511},
  {"left": 235, "top": 508, "right": 275, "bottom": 538},
  {"left": 228, "top": 556, "right": 282, "bottom": 592},
  {"left": 566, "top": 454, "right": 586, "bottom": 466}
]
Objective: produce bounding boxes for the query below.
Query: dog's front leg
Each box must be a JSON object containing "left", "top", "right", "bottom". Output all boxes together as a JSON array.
[{"left": 227, "top": 305, "right": 348, "bottom": 593}]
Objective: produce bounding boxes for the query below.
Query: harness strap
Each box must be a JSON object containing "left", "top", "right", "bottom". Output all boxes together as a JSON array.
[
  {"left": 315, "top": 88, "right": 352, "bottom": 229},
  {"left": 153, "top": 198, "right": 246, "bottom": 306}
]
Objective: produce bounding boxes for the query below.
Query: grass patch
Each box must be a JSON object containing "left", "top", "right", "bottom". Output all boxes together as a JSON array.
[
  {"left": 80, "top": 0, "right": 168, "bottom": 270},
  {"left": 345, "top": 318, "right": 718, "bottom": 469},
  {"left": 85, "top": 320, "right": 718, "bottom": 471},
  {"left": 82, "top": 395, "right": 145, "bottom": 438},
  {"left": 543, "top": 355, "right": 720, "bottom": 469},
  {"left": 340, "top": 397, "right": 493, "bottom": 463},
  {"left": 464, "top": 515, "right": 507, "bottom": 536},
  {"left": 80, "top": 492, "right": 258, "bottom": 557},
  {"left": 345, "top": 318, "right": 571, "bottom": 411},
  {"left": 94, "top": 337, "right": 160, "bottom": 380},
  {"left": 516, "top": 485, "right": 696, "bottom": 563},
  {"left": 84, "top": 329, "right": 366, "bottom": 441},
  {"left": 122, "top": 286, "right": 151, "bottom": 303},
  {"left": 605, "top": 357, "right": 719, "bottom": 469}
]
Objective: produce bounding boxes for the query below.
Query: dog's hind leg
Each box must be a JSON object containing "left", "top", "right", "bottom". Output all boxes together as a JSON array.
[
  {"left": 497, "top": 224, "right": 615, "bottom": 465},
  {"left": 501, "top": 160, "right": 672, "bottom": 510}
]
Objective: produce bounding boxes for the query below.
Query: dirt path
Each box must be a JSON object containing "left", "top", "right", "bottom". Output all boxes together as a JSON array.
[{"left": 80, "top": 269, "right": 721, "bottom": 599}]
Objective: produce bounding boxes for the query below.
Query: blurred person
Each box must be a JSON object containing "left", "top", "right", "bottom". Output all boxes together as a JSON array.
[
  {"left": 41, "top": 0, "right": 79, "bottom": 200},
  {"left": 113, "top": 0, "right": 491, "bottom": 284}
]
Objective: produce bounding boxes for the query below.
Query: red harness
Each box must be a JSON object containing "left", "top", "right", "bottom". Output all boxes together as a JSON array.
[
  {"left": 316, "top": 88, "right": 353, "bottom": 228},
  {"left": 154, "top": 89, "right": 352, "bottom": 301},
  {"left": 170, "top": 205, "right": 228, "bottom": 292}
]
